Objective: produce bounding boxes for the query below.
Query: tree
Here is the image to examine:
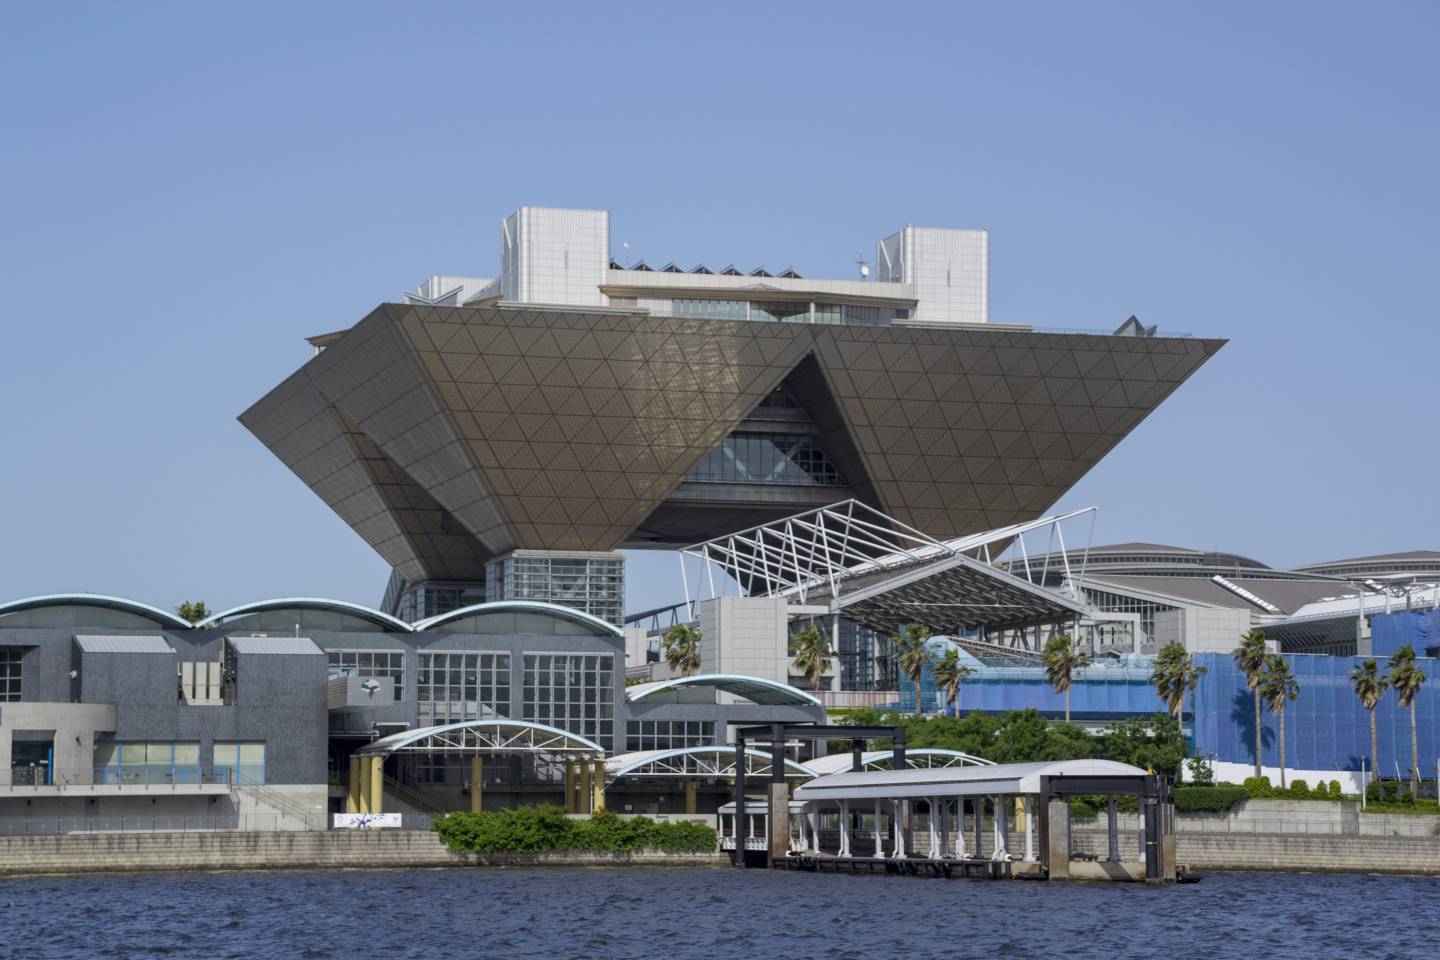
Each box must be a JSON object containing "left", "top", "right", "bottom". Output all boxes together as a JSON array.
[
  {"left": 1386, "top": 645, "right": 1427, "bottom": 796},
  {"left": 789, "top": 624, "right": 831, "bottom": 694},
  {"left": 1349, "top": 658, "right": 1389, "bottom": 782},
  {"left": 1259, "top": 654, "right": 1299, "bottom": 789},
  {"left": 930, "top": 647, "right": 976, "bottom": 717},
  {"left": 892, "top": 623, "right": 934, "bottom": 717},
  {"left": 1042, "top": 632, "right": 1091, "bottom": 723},
  {"left": 660, "top": 623, "right": 702, "bottom": 678},
  {"left": 176, "top": 601, "right": 210, "bottom": 625},
  {"left": 1233, "top": 630, "right": 1268, "bottom": 778},
  {"left": 1150, "top": 641, "right": 1207, "bottom": 720}
]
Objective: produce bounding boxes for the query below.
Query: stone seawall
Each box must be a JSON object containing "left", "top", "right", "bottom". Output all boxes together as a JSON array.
[
  {"left": 1073, "top": 829, "right": 1440, "bottom": 875},
  {"left": 0, "top": 830, "right": 728, "bottom": 878}
]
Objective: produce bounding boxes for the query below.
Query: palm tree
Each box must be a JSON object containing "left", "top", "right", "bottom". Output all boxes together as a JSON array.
[
  {"left": 1150, "top": 641, "right": 1208, "bottom": 720},
  {"left": 660, "top": 623, "right": 702, "bottom": 678},
  {"left": 789, "top": 624, "right": 831, "bottom": 694},
  {"left": 892, "top": 623, "right": 934, "bottom": 717},
  {"left": 931, "top": 647, "right": 976, "bottom": 717},
  {"left": 177, "top": 601, "right": 210, "bottom": 625},
  {"left": 1386, "top": 645, "right": 1427, "bottom": 796},
  {"left": 1233, "top": 630, "right": 1268, "bottom": 778},
  {"left": 1260, "top": 654, "right": 1299, "bottom": 789},
  {"left": 1349, "top": 658, "right": 1389, "bottom": 782},
  {"left": 1042, "top": 632, "right": 1091, "bottom": 723}
]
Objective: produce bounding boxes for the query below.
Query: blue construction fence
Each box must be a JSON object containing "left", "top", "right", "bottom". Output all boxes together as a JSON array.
[
  {"left": 1372, "top": 609, "right": 1440, "bottom": 658},
  {"left": 898, "top": 649, "right": 1164, "bottom": 720},
  {"left": 1191, "top": 651, "right": 1438, "bottom": 776}
]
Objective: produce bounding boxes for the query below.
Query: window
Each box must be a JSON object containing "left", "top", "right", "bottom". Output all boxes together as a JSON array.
[
  {"left": 417, "top": 652, "right": 510, "bottom": 724},
  {"left": 686, "top": 432, "right": 847, "bottom": 487},
  {"left": 625, "top": 720, "right": 714, "bottom": 752},
  {"left": 213, "top": 741, "right": 266, "bottom": 785},
  {"left": 94, "top": 741, "right": 202, "bottom": 785},
  {"left": 327, "top": 650, "right": 405, "bottom": 700},
  {"left": 523, "top": 653, "right": 614, "bottom": 751},
  {"left": 0, "top": 648, "right": 20, "bottom": 702}
]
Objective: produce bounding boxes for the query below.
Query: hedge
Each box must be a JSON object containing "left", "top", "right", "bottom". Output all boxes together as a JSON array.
[
  {"left": 432, "top": 805, "right": 716, "bottom": 853},
  {"left": 1173, "top": 784, "right": 1250, "bottom": 813}
]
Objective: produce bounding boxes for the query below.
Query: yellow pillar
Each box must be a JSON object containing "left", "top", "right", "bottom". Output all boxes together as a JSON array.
[
  {"left": 579, "top": 759, "right": 592, "bottom": 813},
  {"left": 470, "top": 756, "right": 483, "bottom": 814},
  {"left": 357, "top": 755, "right": 371, "bottom": 813},
  {"left": 368, "top": 756, "right": 384, "bottom": 814},
  {"left": 591, "top": 760, "right": 605, "bottom": 813},
  {"left": 1014, "top": 796, "right": 1026, "bottom": 833},
  {"left": 346, "top": 756, "right": 360, "bottom": 813},
  {"left": 684, "top": 780, "right": 698, "bottom": 815},
  {"left": 565, "top": 761, "right": 577, "bottom": 813}
]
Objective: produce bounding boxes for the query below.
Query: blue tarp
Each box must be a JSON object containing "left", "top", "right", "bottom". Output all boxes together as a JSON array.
[{"left": 1371, "top": 610, "right": 1440, "bottom": 658}]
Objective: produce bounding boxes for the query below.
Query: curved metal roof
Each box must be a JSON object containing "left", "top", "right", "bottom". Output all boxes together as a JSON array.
[
  {"left": 196, "top": 597, "right": 414, "bottom": 632},
  {"left": 0, "top": 594, "right": 192, "bottom": 629},
  {"left": 412, "top": 600, "right": 622, "bottom": 637},
  {"left": 606, "top": 745, "right": 817, "bottom": 781},
  {"left": 793, "top": 759, "right": 1150, "bottom": 802},
  {"left": 802, "top": 748, "right": 996, "bottom": 777},
  {"left": 355, "top": 719, "right": 604, "bottom": 757},
  {"left": 626, "top": 673, "right": 821, "bottom": 706}
]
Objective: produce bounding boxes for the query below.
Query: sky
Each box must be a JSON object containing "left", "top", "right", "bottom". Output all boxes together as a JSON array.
[{"left": 1, "top": 2, "right": 1437, "bottom": 618}]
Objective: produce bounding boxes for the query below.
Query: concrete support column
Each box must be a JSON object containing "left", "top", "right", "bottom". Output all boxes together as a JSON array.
[
  {"left": 873, "top": 799, "right": 884, "bottom": 858},
  {"left": 470, "top": 756, "right": 483, "bottom": 814},
  {"left": 954, "top": 800, "right": 966, "bottom": 859},
  {"left": 892, "top": 800, "right": 906, "bottom": 859},
  {"left": 346, "top": 756, "right": 360, "bottom": 814},
  {"left": 357, "top": 755, "right": 370, "bottom": 814},
  {"left": 367, "top": 756, "right": 383, "bottom": 815},
  {"left": 590, "top": 760, "right": 605, "bottom": 813},
  {"left": 1046, "top": 797, "right": 1070, "bottom": 880},
  {"left": 838, "top": 800, "right": 851, "bottom": 857},
  {"left": 684, "top": 780, "right": 698, "bottom": 814},
  {"left": 1107, "top": 796, "right": 1120, "bottom": 862},
  {"left": 809, "top": 809, "right": 820, "bottom": 852},
  {"left": 927, "top": 797, "right": 939, "bottom": 858},
  {"left": 767, "top": 781, "right": 790, "bottom": 862},
  {"left": 564, "top": 761, "right": 576, "bottom": 813},
  {"left": 579, "top": 760, "right": 592, "bottom": 814},
  {"left": 995, "top": 795, "right": 1009, "bottom": 859},
  {"left": 974, "top": 797, "right": 984, "bottom": 859}
]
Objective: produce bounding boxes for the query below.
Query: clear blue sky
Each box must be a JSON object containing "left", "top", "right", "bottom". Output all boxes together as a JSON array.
[{"left": 2, "top": 2, "right": 1436, "bottom": 617}]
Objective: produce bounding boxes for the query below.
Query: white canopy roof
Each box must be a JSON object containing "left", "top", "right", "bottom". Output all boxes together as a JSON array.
[
  {"left": 625, "top": 673, "right": 821, "bottom": 706},
  {"left": 803, "top": 748, "right": 994, "bottom": 776},
  {"left": 792, "top": 759, "right": 1148, "bottom": 802}
]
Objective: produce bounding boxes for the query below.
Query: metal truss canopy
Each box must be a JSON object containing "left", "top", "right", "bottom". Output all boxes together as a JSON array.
[
  {"left": 355, "top": 720, "right": 604, "bottom": 758},
  {"left": 605, "top": 746, "right": 816, "bottom": 782},
  {"left": 802, "top": 748, "right": 996, "bottom": 777},
  {"left": 680, "top": 500, "right": 1092, "bottom": 635}
]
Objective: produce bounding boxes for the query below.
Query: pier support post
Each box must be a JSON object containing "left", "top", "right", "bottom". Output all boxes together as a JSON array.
[
  {"left": 996, "top": 795, "right": 1009, "bottom": 859},
  {"left": 974, "top": 798, "right": 984, "bottom": 859},
  {"left": 1107, "top": 797, "right": 1119, "bottom": 862},
  {"left": 1024, "top": 797, "right": 1034, "bottom": 861},
  {"left": 874, "top": 799, "right": 884, "bottom": 858},
  {"left": 579, "top": 759, "right": 592, "bottom": 814},
  {"left": 954, "top": 801, "right": 966, "bottom": 859},
  {"left": 892, "top": 800, "right": 907, "bottom": 859},
  {"left": 470, "top": 756, "right": 483, "bottom": 814},
  {"left": 928, "top": 798, "right": 939, "bottom": 858},
  {"left": 684, "top": 780, "right": 698, "bottom": 814},
  {"left": 564, "top": 761, "right": 576, "bottom": 813},
  {"left": 357, "top": 756, "right": 370, "bottom": 813},
  {"left": 733, "top": 736, "right": 747, "bottom": 867},
  {"left": 839, "top": 800, "right": 850, "bottom": 857},
  {"left": 768, "top": 725, "right": 789, "bottom": 863},
  {"left": 1046, "top": 796, "right": 1070, "bottom": 880}
]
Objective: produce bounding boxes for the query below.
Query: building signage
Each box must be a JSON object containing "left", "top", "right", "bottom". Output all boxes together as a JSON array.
[{"left": 332, "top": 813, "right": 402, "bottom": 829}]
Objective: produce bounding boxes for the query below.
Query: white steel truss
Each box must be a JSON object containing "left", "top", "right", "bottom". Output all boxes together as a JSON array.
[
  {"left": 606, "top": 746, "right": 815, "bottom": 782},
  {"left": 357, "top": 720, "right": 604, "bottom": 758}
]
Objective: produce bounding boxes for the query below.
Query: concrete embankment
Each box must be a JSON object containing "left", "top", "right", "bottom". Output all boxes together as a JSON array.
[{"left": 0, "top": 830, "right": 727, "bottom": 878}]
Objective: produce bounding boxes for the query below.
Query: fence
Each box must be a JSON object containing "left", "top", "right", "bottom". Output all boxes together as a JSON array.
[{"left": 0, "top": 813, "right": 314, "bottom": 836}]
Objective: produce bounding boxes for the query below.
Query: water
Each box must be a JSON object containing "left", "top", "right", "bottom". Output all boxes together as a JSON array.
[{"left": 0, "top": 868, "right": 1435, "bottom": 959}]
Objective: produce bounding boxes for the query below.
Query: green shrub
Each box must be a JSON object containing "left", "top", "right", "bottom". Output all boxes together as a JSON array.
[
  {"left": 1329, "top": 780, "right": 1342, "bottom": 799},
  {"left": 1289, "top": 779, "right": 1309, "bottom": 798},
  {"left": 1366, "top": 780, "right": 1384, "bottom": 802},
  {"left": 1185, "top": 756, "right": 1215, "bottom": 787},
  {"left": 432, "top": 805, "right": 716, "bottom": 854},
  {"left": 1174, "top": 784, "right": 1249, "bottom": 813},
  {"left": 1382, "top": 781, "right": 1398, "bottom": 802},
  {"left": 1243, "top": 776, "right": 1274, "bottom": 798},
  {"left": 1398, "top": 786, "right": 1416, "bottom": 806}
]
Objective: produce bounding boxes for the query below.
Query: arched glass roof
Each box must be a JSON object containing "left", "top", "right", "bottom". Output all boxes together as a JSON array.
[
  {"left": 0, "top": 594, "right": 191, "bottom": 630},
  {"left": 196, "top": 598, "right": 413, "bottom": 633},
  {"left": 803, "top": 748, "right": 995, "bottom": 777},
  {"left": 355, "top": 719, "right": 604, "bottom": 757},
  {"left": 626, "top": 674, "right": 821, "bottom": 706},
  {"left": 606, "top": 746, "right": 817, "bottom": 782},
  {"left": 413, "top": 601, "right": 622, "bottom": 638}
]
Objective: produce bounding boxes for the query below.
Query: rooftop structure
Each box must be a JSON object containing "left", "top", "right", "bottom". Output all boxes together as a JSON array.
[{"left": 244, "top": 204, "right": 1223, "bottom": 626}]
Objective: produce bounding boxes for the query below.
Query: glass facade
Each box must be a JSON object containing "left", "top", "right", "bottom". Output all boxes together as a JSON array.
[
  {"left": 686, "top": 432, "right": 846, "bottom": 487},
  {"left": 522, "top": 653, "right": 614, "bottom": 751},
  {"left": 327, "top": 650, "right": 406, "bottom": 700},
  {"left": 487, "top": 554, "right": 625, "bottom": 627},
  {"left": 1080, "top": 586, "right": 1177, "bottom": 647},
  {"left": 788, "top": 618, "right": 892, "bottom": 691},
  {"left": 666, "top": 298, "right": 903, "bottom": 326},
  {"left": 0, "top": 648, "right": 19, "bottom": 701},
  {"left": 385, "top": 575, "right": 486, "bottom": 623},
  {"left": 625, "top": 719, "right": 715, "bottom": 752},
  {"left": 94, "top": 741, "right": 203, "bottom": 785},
  {"left": 417, "top": 651, "right": 510, "bottom": 724},
  {"left": 671, "top": 298, "right": 748, "bottom": 321},
  {"left": 212, "top": 741, "right": 266, "bottom": 785}
]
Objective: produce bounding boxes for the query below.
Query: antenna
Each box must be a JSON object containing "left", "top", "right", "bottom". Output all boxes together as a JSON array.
[
  {"left": 622, "top": 242, "right": 632, "bottom": 268},
  {"left": 855, "top": 251, "right": 870, "bottom": 281}
]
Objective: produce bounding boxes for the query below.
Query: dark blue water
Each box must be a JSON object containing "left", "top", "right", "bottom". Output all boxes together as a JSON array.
[{"left": 1, "top": 868, "right": 1435, "bottom": 959}]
